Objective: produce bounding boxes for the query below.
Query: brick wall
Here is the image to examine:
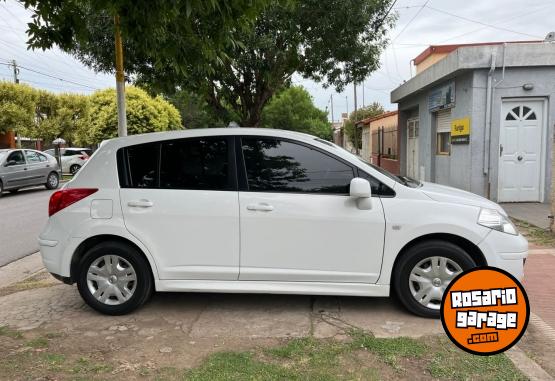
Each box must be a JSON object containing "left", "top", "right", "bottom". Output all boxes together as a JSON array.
[{"left": 0, "top": 131, "right": 16, "bottom": 149}]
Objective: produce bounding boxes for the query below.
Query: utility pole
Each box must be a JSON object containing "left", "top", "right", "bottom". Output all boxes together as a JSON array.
[
  {"left": 114, "top": 14, "right": 127, "bottom": 137},
  {"left": 11, "top": 60, "right": 19, "bottom": 84},
  {"left": 353, "top": 82, "right": 358, "bottom": 155},
  {"left": 362, "top": 81, "right": 365, "bottom": 108},
  {"left": 11, "top": 60, "right": 21, "bottom": 148},
  {"left": 330, "top": 94, "right": 334, "bottom": 124}
]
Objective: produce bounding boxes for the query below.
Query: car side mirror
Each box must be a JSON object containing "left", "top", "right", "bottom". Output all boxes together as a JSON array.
[{"left": 350, "top": 178, "right": 372, "bottom": 210}]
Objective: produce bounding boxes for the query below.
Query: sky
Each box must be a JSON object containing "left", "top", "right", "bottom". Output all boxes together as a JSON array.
[{"left": 0, "top": 0, "right": 553, "bottom": 122}]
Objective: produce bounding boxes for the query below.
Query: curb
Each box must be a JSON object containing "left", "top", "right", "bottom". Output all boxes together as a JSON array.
[
  {"left": 0, "top": 253, "right": 44, "bottom": 289},
  {"left": 506, "top": 346, "right": 554, "bottom": 381}
]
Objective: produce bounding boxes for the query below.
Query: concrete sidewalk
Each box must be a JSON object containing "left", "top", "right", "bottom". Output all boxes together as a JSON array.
[{"left": 502, "top": 202, "right": 551, "bottom": 229}]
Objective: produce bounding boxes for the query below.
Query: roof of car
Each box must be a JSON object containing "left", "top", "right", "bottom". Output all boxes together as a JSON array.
[{"left": 102, "top": 128, "right": 319, "bottom": 148}]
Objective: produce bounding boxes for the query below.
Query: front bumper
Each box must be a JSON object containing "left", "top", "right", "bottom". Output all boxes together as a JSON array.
[{"left": 477, "top": 230, "right": 528, "bottom": 280}]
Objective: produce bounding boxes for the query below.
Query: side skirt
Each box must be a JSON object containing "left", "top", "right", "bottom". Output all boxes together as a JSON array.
[{"left": 155, "top": 280, "right": 390, "bottom": 297}]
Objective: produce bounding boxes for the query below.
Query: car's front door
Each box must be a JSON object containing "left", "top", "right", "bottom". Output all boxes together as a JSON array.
[
  {"left": 119, "top": 136, "right": 240, "bottom": 280},
  {"left": 3, "top": 150, "right": 29, "bottom": 188},
  {"left": 237, "top": 136, "right": 386, "bottom": 283}
]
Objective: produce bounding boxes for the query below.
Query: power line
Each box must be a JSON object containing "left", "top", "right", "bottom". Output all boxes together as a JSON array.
[
  {"left": 434, "top": 3, "right": 554, "bottom": 44},
  {"left": 0, "top": 61, "right": 100, "bottom": 89},
  {"left": 425, "top": 5, "right": 543, "bottom": 40},
  {"left": 391, "top": 0, "right": 430, "bottom": 43}
]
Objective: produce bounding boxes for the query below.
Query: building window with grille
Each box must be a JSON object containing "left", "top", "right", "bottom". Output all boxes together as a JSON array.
[{"left": 436, "top": 109, "right": 451, "bottom": 155}]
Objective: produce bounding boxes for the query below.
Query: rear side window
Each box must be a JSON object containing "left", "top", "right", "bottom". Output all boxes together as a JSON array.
[
  {"left": 241, "top": 137, "right": 354, "bottom": 194},
  {"left": 126, "top": 143, "right": 159, "bottom": 188},
  {"left": 160, "top": 137, "right": 230, "bottom": 190}
]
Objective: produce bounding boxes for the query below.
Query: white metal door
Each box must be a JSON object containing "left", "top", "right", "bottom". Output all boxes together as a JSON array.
[
  {"left": 406, "top": 118, "right": 419, "bottom": 179},
  {"left": 499, "top": 100, "right": 544, "bottom": 202},
  {"left": 238, "top": 137, "right": 386, "bottom": 283},
  {"left": 120, "top": 137, "right": 240, "bottom": 280}
]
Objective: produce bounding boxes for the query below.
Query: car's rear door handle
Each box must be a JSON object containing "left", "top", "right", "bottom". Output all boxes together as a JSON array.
[
  {"left": 128, "top": 199, "right": 153, "bottom": 208},
  {"left": 246, "top": 203, "right": 274, "bottom": 212}
]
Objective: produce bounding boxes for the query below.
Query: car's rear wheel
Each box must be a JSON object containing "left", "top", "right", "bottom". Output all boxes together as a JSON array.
[
  {"left": 45, "top": 172, "right": 59, "bottom": 189},
  {"left": 393, "top": 240, "right": 476, "bottom": 318},
  {"left": 77, "top": 241, "right": 153, "bottom": 315},
  {"left": 70, "top": 164, "right": 81, "bottom": 175}
]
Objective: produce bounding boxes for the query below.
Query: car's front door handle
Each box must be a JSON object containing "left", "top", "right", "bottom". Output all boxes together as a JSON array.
[
  {"left": 246, "top": 203, "right": 274, "bottom": 212},
  {"left": 128, "top": 199, "right": 153, "bottom": 208}
]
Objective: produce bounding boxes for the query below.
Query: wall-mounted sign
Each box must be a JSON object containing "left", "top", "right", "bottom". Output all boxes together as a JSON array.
[
  {"left": 451, "top": 117, "right": 470, "bottom": 144},
  {"left": 429, "top": 82, "right": 455, "bottom": 112}
]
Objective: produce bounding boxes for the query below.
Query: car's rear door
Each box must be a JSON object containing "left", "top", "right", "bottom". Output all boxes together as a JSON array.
[
  {"left": 119, "top": 136, "right": 240, "bottom": 280},
  {"left": 24, "top": 150, "right": 47, "bottom": 185},
  {"left": 237, "top": 136, "right": 386, "bottom": 283}
]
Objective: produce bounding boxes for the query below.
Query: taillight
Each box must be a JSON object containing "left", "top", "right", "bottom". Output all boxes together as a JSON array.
[
  {"left": 48, "top": 188, "right": 98, "bottom": 216},
  {"left": 79, "top": 155, "right": 88, "bottom": 160}
]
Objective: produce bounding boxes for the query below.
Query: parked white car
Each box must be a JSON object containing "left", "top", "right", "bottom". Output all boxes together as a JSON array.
[
  {"left": 43, "top": 148, "right": 92, "bottom": 175},
  {"left": 39, "top": 129, "right": 527, "bottom": 317}
]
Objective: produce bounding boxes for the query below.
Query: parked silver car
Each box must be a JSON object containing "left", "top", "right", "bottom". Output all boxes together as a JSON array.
[{"left": 0, "top": 149, "right": 61, "bottom": 196}]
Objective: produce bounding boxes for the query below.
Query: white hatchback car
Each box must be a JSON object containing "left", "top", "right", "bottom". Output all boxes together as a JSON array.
[
  {"left": 39, "top": 128, "right": 527, "bottom": 317},
  {"left": 43, "top": 148, "right": 92, "bottom": 175}
]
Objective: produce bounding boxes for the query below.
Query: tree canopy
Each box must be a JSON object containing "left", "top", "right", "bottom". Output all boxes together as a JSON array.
[
  {"left": 0, "top": 82, "right": 37, "bottom": 135},
  {"left": 21, "top": 0, "right": 270, "bottom": 77},
  {"left": 260, "top": 86, "right": 332, "bottom": 140},
  {"left": 344, "top": 101, "right": 385, "bottom": 148},
  {"left": 82, "top": 87, "right": 182, "bottom": 144},
  {"left": 20, "top": 0, "right": 395, "bottom": 128},
  {"left": 0, "top": 82, "right": 181, "bottom": 146},
  {"left": 143, "top": 0, "right": 395, "bottom": 126}
]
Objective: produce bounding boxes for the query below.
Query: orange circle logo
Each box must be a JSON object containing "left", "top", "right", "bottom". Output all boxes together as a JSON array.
[{"left": 441, "top": 267, "right": 529, "bottom": 355}]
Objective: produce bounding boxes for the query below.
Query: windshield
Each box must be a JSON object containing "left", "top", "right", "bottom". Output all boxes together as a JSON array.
[
  {"left": 0, "top": 151, "right": 7, "bottom": 162},
  {"left": 323, "top": 140, "right": 421, "bottom": 188}
]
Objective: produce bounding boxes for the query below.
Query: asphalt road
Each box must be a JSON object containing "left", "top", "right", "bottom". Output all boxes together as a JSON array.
[{"left": 0, "top": 187, "right": 54, "bottom": 266}]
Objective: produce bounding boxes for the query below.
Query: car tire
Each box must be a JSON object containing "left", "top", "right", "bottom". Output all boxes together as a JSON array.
[
  {"left": 45, "top": 172, "right": 59, "bottom": 190},
  {"left": 393, "top": 240, "right": 476, "bottom": 318},
  {"left": 77, "top": 241, "right": 153, "bottom": 315},
  {"left": 70, "top": 164, "right": 81, "bottom": 175}
]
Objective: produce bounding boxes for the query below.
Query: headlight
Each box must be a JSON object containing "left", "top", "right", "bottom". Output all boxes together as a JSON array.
[{"left": 477, "top": 208, "right": 518, "bottom": 235}]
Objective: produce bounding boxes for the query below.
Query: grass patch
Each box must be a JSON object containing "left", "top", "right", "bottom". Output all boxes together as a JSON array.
[
  {"left": 513, "top": 218, "right": 555, "bottom": 246},
  {"left": 0, "top": 325, "right": 23, "bottom": 339},
  {"left": 0, "top": 330, "right": 526, "bottom": 380},
  {"left": 426, "top": 336, "right": 525, "bottom": 381},
  {"left": 71, "top": 357, "right": 113, "bottom": 375},
  {"left": 26, "top": 337, "right": 49, "bottom": 348},
  {"left": 350, "top": 329, "right": 426, "bottom": 369},
  {"left": 185, "top": 352, "right": 297, "bottom": 381}
]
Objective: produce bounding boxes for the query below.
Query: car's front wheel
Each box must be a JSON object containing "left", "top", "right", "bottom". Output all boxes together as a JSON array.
[
  {"left": 77, "top": 241, "right": 153, "bottom": 315},
  {"left": 393, "top": 240, "right": 476, "bottom": 318}
]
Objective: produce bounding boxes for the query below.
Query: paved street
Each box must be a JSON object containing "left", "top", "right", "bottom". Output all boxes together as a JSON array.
[{"left": 0, "top": 187, "right": 54, "bottom": 266}]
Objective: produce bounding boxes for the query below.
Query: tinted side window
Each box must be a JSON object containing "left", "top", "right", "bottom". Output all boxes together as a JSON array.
[
  {"left": 126, "top": 143, "right": 159, "bottom": 188},
  {"left": 358, "top": 170, "right": 395, "bottom": 197},
  {"left": 160, "top": 137, "right": 230, "bottom": 191},
  {"left": 7, "top": 151, "right": 25, "bottom": 165},
  {"left": 241, "top": 137, "right": 354, "bottom": 194}
]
